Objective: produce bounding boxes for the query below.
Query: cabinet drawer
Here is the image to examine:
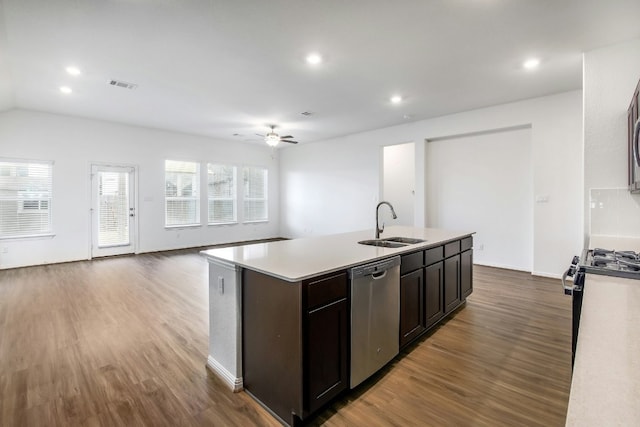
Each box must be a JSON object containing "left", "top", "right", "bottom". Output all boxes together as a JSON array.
[
  {"left": 444, "top": 241, "right": 461, "bottom": 258},
  {"left": 401, "top": 251, "right": 423, "bottom": 275},
  {"left": 461, "top": 236, "right": 473, "bottom": 252},
  {"left": 424, "top": 246, "right": 444, "bottom": 266},
  {"left": 306, "top": 272, "right": 347, "bottom": 309}
]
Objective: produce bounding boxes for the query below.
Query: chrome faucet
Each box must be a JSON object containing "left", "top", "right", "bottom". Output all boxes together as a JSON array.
[{"left": 375, "top": 201, "right": 398, "bottom": 239}]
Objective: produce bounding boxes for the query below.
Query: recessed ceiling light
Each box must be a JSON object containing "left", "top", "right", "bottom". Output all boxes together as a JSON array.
[
  {"left": 65, "top": 66, "right": 81, "bottom": 76},
  {"left": 391, "top": 95, "right": 402, "bottom": 104},
  {"left": 523, "top": 58, "right": 540, "bottom": 70},
  {"left": 59, "top": 86, "right": 72, "bottom": 94},
  {"left": 306, "top": 53, "right": 322, "bottom": 65}
]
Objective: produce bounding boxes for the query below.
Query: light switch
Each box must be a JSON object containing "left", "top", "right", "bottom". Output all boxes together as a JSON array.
[{"left": 535, "top": 195, "right": 549, "bottom": 203}]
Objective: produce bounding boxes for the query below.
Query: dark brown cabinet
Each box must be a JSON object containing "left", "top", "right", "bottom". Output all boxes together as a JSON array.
[
  {"left": 398, "top": 236, "right": 472, "bottom": 349},
  {"left": 306, "top": 298, "right": 348, "bottom": 413},
  {"left": 400, "top": 268, "right": 425, "bottom": 347},
  {"left": 242, "top": 270, "right": 348, "bottom": 425},
  {"left": 461, "top": 249, "right": 473, "bottom": 299},
  {"left": 424, "top": 261, "right": 444, "bottom": 328},
  {"left": 443, "top": 254, "right": 461, "bottom": 313}
]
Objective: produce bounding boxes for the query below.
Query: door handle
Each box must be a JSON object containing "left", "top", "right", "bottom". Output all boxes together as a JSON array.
[{"left": 129, "top": 207, "right": 135, "bottom": 217}]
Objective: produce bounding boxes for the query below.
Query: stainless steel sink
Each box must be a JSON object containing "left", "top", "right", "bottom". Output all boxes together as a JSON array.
[
  {"left": 383, "top": 236, "right": 426, "bottom": 244},
  {"left": 358, "top": 239, "right": 407, "bottom": 248},
  {"left": 358, "top": 237, "right": 426, "bottom": 248}
]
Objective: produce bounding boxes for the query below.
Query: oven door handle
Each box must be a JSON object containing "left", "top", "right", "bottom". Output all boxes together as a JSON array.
[
  {"left": 634, "top": 117, "right": 640, "bottom": 167},
  {"left": 562, "top": 268, "right": 574, "bottom": 295}
]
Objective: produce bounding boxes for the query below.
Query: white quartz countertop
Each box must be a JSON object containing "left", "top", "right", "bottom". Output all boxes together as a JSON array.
[
  {"left": 565, "top": 235, "right": 640, "bottom": 426},
  {"left": 200, "top": 226, "right": 473, "bottom": 282}
]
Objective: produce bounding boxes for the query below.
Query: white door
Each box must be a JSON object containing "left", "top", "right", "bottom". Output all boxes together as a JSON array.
[{"left": 91, "top": 164, "right": 136, "bottom": 257}]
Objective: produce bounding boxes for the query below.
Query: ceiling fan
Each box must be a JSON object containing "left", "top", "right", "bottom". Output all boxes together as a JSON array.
[{"left": 256, "top": 125, "right": 298, "bottom": 147}]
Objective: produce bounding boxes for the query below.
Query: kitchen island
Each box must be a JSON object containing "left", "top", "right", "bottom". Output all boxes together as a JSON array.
[{"left": 201, "top": 226, "right": 474, "bottom": 425}]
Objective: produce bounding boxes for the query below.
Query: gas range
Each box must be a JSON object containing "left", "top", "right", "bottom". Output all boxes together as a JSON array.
[
  {"left": 563, "top": 246, "right": 640, "bottom": 367},
  {"left": 578, "top": 247, "right": 640, "bottom": 279}
]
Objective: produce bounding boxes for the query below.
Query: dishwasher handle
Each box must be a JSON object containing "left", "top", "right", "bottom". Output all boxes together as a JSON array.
[
  {"left": 350, "top": 256, "right": 401, "bottom": 280},
  {"left": 371, "top": 270, "right": 387, "bottom": 280}
]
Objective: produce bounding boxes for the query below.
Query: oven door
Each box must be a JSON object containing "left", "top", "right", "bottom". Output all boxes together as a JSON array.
[
  {"left": 571, "top": 272, "right": 584, "bottom": 366},
  {"left": 562, "top": 262, "right": 584, "bottom": 368}
]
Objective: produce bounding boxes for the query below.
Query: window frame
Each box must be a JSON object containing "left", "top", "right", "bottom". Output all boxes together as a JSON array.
[
  {"left": 207, "top": 163, "right": 238, "bottom": 225},
  {"left": 0, "top": 158, "right": 54, "bottom": 240},
  {"left": 242, "top": 165, "right": 269, "bottom": 223},
  {"left": 164, "top": 160, "right": 201, "bottom": 228}
]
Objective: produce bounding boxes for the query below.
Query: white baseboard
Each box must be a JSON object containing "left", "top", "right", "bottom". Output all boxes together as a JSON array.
[
  {"left": 206, "top": 356, "right": 243, "bottom": 392},
  {"left": 474, "top": 261, "right": 562, "bottom": 279},
  {"left": 473, "top": 260, "right": 530, "bottom": 272},
  {"left": 530, "top": 270, "right": 562, "bottom": 279}
]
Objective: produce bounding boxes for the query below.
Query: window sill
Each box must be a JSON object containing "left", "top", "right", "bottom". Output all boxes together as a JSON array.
[
  {"left": 208, "top": 222, "right": 238, "bottom": 226},
  {"left": 0, "top": 233, "right": 56, "bottom": 241},
  {"left": 164, "top": 224, "right": 202, "bottom": 230},
  {"left": 243, "top": 220, "right": 269, "bottom": 224}
]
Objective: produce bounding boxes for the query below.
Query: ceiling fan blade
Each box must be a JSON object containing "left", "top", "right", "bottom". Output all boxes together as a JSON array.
[
  {"left": 255, "top": 133, "right": 265, "bottom": 137},
  {"left": 281, "top": 140, "right": 298, "bottom": 144},
  {"left": 280, "top": 135, "right": 294, "bottom": 139}
]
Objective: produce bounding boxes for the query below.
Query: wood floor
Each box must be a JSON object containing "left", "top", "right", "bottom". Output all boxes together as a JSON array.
[{"left": 0, "top": 250, "right": 572, "bottom": 426}]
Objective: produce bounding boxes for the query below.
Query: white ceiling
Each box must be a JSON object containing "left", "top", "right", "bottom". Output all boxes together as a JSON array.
[{"left": 1, "top": 0, "right": 639, "bottom": 145}]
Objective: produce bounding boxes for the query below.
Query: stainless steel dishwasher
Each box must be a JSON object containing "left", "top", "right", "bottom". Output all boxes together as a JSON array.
[{"left": 350, "top": 256, "right": 400, "bottom": 388}]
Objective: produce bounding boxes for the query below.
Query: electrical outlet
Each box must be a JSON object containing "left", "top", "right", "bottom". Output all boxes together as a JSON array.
[
  {"left": 1, "top": 247, "right": 7, "bottom": 254},
  {"left": 478, "top": 244, "right": 484, "bottom": 251}
]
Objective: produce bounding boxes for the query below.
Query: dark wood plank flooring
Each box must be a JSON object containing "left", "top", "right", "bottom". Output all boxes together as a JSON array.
[{"left": 0, "top": 250, "right": 571, "bottom": 426}]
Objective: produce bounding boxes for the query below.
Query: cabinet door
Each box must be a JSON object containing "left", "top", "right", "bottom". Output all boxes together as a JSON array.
[
  {"left": 461, "top": 249, "right": 473, "bottom": 299},
  {"left": 400, "top": 269, "right": 425, "bottom": 348},
  {"left": 444, "top": 255, "right": 461, "bottom": 314},
  {"left": 306, "top": 298, "right": 348, "bottom": 414},
  {"left": 424, "top": 261, "right": 444, "bottom": 328}
]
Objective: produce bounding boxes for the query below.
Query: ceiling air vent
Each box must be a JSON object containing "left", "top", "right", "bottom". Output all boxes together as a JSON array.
[
  {"left": 300, "top": 111, "right": 312, "bottom": 116},
  {"left": 109, "top": 79, "right": 138, "bottom": 90}
]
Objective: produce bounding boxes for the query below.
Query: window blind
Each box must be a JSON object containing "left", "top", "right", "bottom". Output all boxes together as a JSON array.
[
  {"left": 243, "top": 166, "right": 268, "bottom": 222},
  {"left": 208, "top": 164, "right": 236, "bottom": 224},
  {"left": 0, "top": 160, "right": 53, "bottom": 238},
  {"left": 165, "top": 160, "right": 200, "bottom": 226},
  {"left": 98, "top": 171, "right": 129, "bottom": 246}
]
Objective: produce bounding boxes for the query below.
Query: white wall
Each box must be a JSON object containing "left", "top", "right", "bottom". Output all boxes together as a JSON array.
[
  {"left": 0, "top": 0, "right": 15, "bottom": 112},
  {"left": 280, "top": 91, "right": 583, "bottom": 277},
  {"left": 584, "top": 38, "right": 640, "bottom": 240},
  {"left": 383, "top": 142, "right": 415, "bottom": 226},
  {"left": 426, "top": 127, "right": 533, "bottom": 271},
  {"left": 0, "top": 109, "right": 280, "bottom": 269}
]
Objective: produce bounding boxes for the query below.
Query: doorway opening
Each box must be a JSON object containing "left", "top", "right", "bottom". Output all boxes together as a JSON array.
[{"left": 382, "top": 142, "right": 415, "bottom": 226}]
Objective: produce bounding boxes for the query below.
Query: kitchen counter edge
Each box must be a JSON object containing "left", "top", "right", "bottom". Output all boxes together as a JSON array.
[{"left": 200, "top": 226, "right": 474, "bottom": 282}]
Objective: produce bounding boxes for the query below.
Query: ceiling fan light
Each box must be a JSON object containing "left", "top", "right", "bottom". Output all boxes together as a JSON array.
[{"left": 265, "top": 134, "right": 280, "bottom": 146}]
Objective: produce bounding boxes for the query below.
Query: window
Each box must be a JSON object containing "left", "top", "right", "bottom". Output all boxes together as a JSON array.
[
  {"left": 0, "top": 160, "right": 53, "bottom": 238},
  {"left": 165, "top": 160, "right": 200, "bottom": 227},
  {"left": 243, "top": 166, "right": 268, "bottom": 222},
  {"left": 207, "top": 164, "right": 236, "bottom": 224}
]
